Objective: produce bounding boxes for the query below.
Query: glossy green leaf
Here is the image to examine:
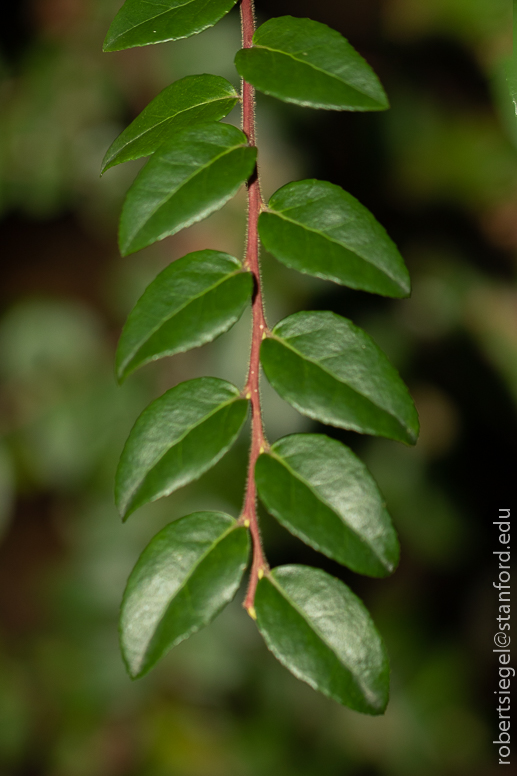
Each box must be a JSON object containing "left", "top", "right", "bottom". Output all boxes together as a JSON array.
[
  {"left": 119, "top": 122, "right": 256, "bottom": 256},
  {"left": 116, "top": 250, "right": 252, "bottom": 382},
  {"left": 259, "top": 180, "right": 409, "bottom": 298},
  {"left": 116, "top": 377, "right": 248, "bottom": 518},
  {"left": 101, "top": 75, "right": 240, "bottom": 174},
  {"left": 255, "top": 434, "right": 398, "bottom": 577},
  {"left": 121, "top": 511, "right": 250, "bottom": 678},
  {"left": 255, "top": 565, "right": 389, "bottom": 714},
  {"left": 104, "top": 0, "right": 238, "bottom": 52},
  {"left": 235, "top": 17, "right": 388, "bottom": 112},
  {"left": 260, "top": 312, "right": 419, "bottom": 444}
]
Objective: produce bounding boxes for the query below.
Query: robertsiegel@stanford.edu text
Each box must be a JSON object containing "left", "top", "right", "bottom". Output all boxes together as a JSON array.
[{"left": 493, "top": 508, "right": 512, "bottom": 766}]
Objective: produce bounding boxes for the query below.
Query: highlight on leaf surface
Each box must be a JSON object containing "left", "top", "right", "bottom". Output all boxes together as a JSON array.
[
  {"left": 235, "top": 16, "right": 389, "bottom": 111},
  {"left": 104, "top": 0, "right": 239, "bottom": 52},
  {"left": 101, "top": 75, "right": 240, "bottom": 174},
  {"left": 255, "top": 434, "right": 399, "bottom": 577},
  {"left": 115, "top": 377, "right": 249, "bottom": 519},
  {"left": 254, "top": 565, "right": 390, "bottom": 714},
  {"left": 260, "top": 311, "right": 419, "bottom": 444},
  {"left": 259, "top": 179, "right": 410, "bottom": 297},
  {"left": 116, "top": 250, "right": 253, "bottom": 382},
  {"left": 120, "top": 511, "right": 250, "bottom": 678},
  {"left": 119, "top": 121, "right": 257, "bottom": 256}
]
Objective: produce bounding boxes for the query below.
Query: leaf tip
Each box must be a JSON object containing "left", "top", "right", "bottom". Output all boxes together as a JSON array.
[
  {"left": 126, "top": 665, "right": 140, "bottom": 681},
  {"left": 376, "top": 95, "right": 390, "bottom": 112},
  {"left": 102, "top": 38, "right": 116, "bottom": 54},
  {"left": 118, "top": 236, "right": 134, "bottom": 258},
  {"left": 247, "top": 606, "right": 257, "bottom": 620},
  {"left": 124, "top": 655, "right": 149, "bottom": 681},
  {"left": 118, "top": 499, "right": 132, "bottom": 522},
  {"left": 114, "top": 360, "right": 127, "bottom": 385},
  {"left": 406, "top": 418, "right": 420, "bottom": 446}
]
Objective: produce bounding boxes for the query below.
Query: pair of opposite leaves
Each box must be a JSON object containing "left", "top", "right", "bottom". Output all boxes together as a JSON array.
[
  {"left": 104, "top": 4, "right": 419, "bottom": 715},
  {"left": 113, "top": 254, "right": 418, "bottom": 715},
  {"left": 101, "top": 13, "right": 392, "bottom": 256}
]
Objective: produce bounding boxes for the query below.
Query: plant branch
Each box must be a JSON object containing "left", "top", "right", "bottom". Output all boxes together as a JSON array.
[{"left": 239, "top": 0, "right": 269, "bottom": 617}]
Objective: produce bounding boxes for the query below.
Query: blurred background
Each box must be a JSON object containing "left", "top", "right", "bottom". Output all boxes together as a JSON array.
[{"left": 0, "top": 0, "right": 515, "bottom": 774}]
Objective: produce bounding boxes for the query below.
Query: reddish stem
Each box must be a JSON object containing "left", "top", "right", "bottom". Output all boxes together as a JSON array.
[{"left": 239, "top": 0, "right": 270, "bottom": 616}]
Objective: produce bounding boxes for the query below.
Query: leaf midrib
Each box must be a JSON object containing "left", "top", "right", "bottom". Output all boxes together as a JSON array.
[
  {"left": 127, "top": 139, "right": 247, "bottom": 246},
  {"left": 266, "top": 333, "right": 404, "bottom": 431},
  {"left": 265, "top": 450, "right": 387, "bottom": 566},
  {"left": 125, "top": 267, "right": 245, "bottom": 368},
  {"left": 264, "top": 207, "right": 401, "bottom": 286},
  {"left": 127, "top": 392, "right": 243, "bottom": 506},
  {"left": 251, "top": 43, "right": 378, "bottom": 102},
  {"left": 264, "top": 573, "right": 374, "bottom": 704}
]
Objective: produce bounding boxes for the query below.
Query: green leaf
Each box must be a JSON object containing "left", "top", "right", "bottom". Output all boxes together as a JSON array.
[
  {"left": 254, "top": 565, "right": 389, "bottom": 714},
  {"left": 259, "top": 180, "right": 409, "bottom": 298},
  {"left": 119, "top": 122, "right": 256, "bottom": 256},
  {"left": 255, "top": 434, "right": 398, "bottom": 577},
  {"left": 101, "top": 75, "right": 240, "bottom": 174},
  {"left": 116, "top": 377, "right": 249, "bottom": 518},
  {"left": 234, "top": 16, "right": 388, "bottom": 112},
  {"left": 260, "top": 311, "right": 419, "bottom": 444},
  {"left": 104, "top": 0, "right": 239, "bottom": 52},
  {"left": 116, "top": 250, "right": 252, "bottom": 382},
  {"left": 121, "top": 511, "right": 250, "bottom": 678}
]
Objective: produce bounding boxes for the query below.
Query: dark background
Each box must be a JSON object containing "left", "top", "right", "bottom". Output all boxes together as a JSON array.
[{"left": 0, "top": 1, "right": 515, "bottom": 774}]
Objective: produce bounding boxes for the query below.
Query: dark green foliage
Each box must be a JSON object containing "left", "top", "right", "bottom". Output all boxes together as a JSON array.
[
  {"left": 116, "top": 250, "right": 252, "bottom": 381},
  {"left": 120, "top": 512, "right": 249, "bottom": 678},
  {"left": 261, "top": 312, "right": 419, "bottom": 444},
  {"left": 234, "top": 17, "right": 389, "bottom": 111},
  {"left": 259, "top": 179, "right": 410, "bottom": 297},
  {"left": 119, "top": 122, "right": 257, "bottom": 255},
  {"left": 104, "top": 1, "right": 418, "bottom": 712},
  {"left": 104, "top": 0, "right": 239, "bottom": 51},
  {"left": 254, "top": 565, "right": 390, "bottom": 714},
  {"left": 255, "top": 434, "right": 399, "bottom": 576},
  {"left": 101, "top": 75, "right": 240, "bottom": 173},
  {"left": 115, "top": 378, "right": 249, "bottom": 519}
]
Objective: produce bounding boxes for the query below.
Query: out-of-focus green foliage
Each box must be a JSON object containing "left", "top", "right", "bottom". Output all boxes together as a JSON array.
[{"left": 0, "top": 0, "right": 515, "bottom": 773}]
